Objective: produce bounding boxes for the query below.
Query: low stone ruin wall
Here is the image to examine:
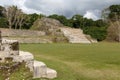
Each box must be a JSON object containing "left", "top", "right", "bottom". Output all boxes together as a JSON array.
[
  {"left": 0, "top": 28, "right": 45, "bottom": 37},
  {"left": 0, "top": 28, "right": 67, "bottom": 43},
  {"left": 4, "top": 37, "right": 53, "bottom": 43}
]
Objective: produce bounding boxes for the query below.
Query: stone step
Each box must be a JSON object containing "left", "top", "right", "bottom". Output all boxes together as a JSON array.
[
  {"left": 60, "top": 28, "right": 91, "bottom": 43},
  {"left": 46, "top": 68, "right": 57, "bottom": 79},
  {"left": 33, "top": 60, "right": 47, "bottom": 78},
  {"left": 17, "top": 51, "right": 34, "bottom": 71},
  {"left": 33, "top": 60, "right": 57, "bottom": 79},
  {"left": 19, "top": 51, "right": 34, "bottom": 61}
]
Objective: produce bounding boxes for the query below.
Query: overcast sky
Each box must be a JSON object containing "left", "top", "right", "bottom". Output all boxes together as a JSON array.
[{"left": 0, "top": 0, "right": 120, "bottom": 20}]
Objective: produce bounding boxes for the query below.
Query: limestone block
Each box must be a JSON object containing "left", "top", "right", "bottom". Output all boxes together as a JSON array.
[
  {"left": 0, "top": 51, "right": 10, "bottom": 57},
  {"left": 2, "top": 38, "right": 18, "bottom": 44},
  {"left": 18, "top": 51, "right": 34, "bottom": 71},
  {"left": 12, "top": 55, "right": 21, "bottom": 62},
  {"left": 19, "top": 51, "right": 34, "bottom": 61},
  {"left": 33, "top": 60, "right": 47, "bottom": 78},
  {"left": 46, "top": 68, "right": 57, "bottom": 79},
  {"left": 1, "top": 38, "right": 19, "bottom": 51},
  {"left": 9, "top": 51, "right": 19, "bottom": 56}
]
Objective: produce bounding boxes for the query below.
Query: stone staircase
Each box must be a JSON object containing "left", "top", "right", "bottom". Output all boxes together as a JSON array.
[
  {"left": 16, "top": 51, "right": 57, "bottom": 79},
  {"left": 60, "top": 27, "right": 92, "bottom": 43}
]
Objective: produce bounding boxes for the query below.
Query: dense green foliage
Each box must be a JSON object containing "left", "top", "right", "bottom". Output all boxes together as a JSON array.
[
  {"left": 102, "top": 4, "right": 120, "bottom": 21},
  {"left": 108, "top": 5, "right": 120, "bottom": 21},
  {"left": 0, "top": 6, "right": 8, "bottom": 28},
  {"left": 83, "top": 26, "right": 107, "bottom": 41},
  {"left": 0, "top": 18, "right": 8, "bottom": 28},
  {"left": 0, "top": 6, "right": 5, "bottom": 17},
  {"left": 20, "top": 43, "right": 120, "bottom": 80}
]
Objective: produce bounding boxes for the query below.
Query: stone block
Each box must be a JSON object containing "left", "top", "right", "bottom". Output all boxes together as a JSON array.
[
  {"left": 33, "top": 60, "right": 47, "bottom": 78},
  {"left": 1, "top": 39, "right": 19, "bottom": 51},
  {"left": 18, "top": 51, "right": 34, "bottom": 71},
  {"left": 46, "top": 68, "right": 57, "bottom": 79}
]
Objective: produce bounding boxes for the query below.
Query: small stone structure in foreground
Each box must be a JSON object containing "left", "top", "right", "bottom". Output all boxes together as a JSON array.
[{"left": 0, "top": 31, "right": 57, "bottom": 79}]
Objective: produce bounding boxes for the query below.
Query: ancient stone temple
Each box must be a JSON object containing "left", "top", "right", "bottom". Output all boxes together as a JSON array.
[{"left": 0, "top": 31, "right": 57, "bottom": 79}]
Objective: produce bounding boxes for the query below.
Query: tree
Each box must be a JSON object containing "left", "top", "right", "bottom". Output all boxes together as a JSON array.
[
  {"left": 0, "top": 6, "right": 5, "bottom": 17},
  {"left": 0, "top": 6, "right": 8, "bottom": 28},
  {"left": 4, "top": 5, "right": 27, "bottom": 29},
  {"left": 102, "top": 5, "right": 120, "bottom": 42},
  {"left": 0, "top": 18, "right": 8, "bottom": 28},
  {"left": 4, "top": 6, "right": 17, "bottom": 29},
  {"left": 71, "top": 14, "right": 84, "bottom": 28},
  {"left": 107, "top": 21, "right": 120, "bottom": 42},
  {"left": 102, "top": 5, "right": 120, "bottom": 21},
  {"left": 109, "top": 5, "right": 120, "bottom": 21}
]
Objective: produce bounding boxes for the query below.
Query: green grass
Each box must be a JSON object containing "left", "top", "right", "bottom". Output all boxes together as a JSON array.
[{"left": 20, "top": 43, "right": 120, "bottom": 80}]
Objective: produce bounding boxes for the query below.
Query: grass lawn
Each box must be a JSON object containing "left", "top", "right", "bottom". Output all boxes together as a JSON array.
[{"left": 20, "top": 43, "right": 120, "bottom": 80}]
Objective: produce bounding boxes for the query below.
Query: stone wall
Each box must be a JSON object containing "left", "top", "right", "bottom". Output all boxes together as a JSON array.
[
  {"left": 0, "top": 28, "right": 67, "bottom": 43},
  {"left": 0, "top": 28, "right": 45, "bottom": 37},
  {"left": 0, "top": 28, "right": 52, "bottom": 43}
]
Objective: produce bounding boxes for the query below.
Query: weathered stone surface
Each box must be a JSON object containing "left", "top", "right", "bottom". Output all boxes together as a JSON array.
[
  {"left": 5, "top": 37, "right": 53, "bottom": 43},
  {"left": 31, "top": 17, "right": 63, "bottom": 31},
  {"left": 60, "top": 27, "right": 97, "bottom": 43},
  {"left": 0, "top": 28, "right": 45, "bottom": 37},
  {"left": 0, "top": 51, "right": 19, "bottom": 62},
  {"left": 0, "top": 37, "right": 19, "bottom": 62},
  {"left": 33, "top": 60, "right": 47, "bottom": 78},
  {"left": 31, "top": 17, "right": 65, "bottom": 36},
  {"left": 18, "top": 51, "right": 34, "bottom": 71},
  {"left": 19, "top": 51, "right": 34, "bottom": 61},
  {"left": 46, "top": 68, "right": 57, "bottom": 79},
  {"left": 33, "top": 61, "right": 57, "bottom": 79},
  {"left": 1, "top": 39, "right": 19, "bottom": 51}
]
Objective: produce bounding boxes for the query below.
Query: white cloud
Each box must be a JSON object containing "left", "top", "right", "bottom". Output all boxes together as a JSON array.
[{"left": 84, "top": 10, "right": 101, "bottom": 20}]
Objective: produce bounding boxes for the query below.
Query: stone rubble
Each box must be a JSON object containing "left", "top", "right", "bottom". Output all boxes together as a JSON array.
[{"left": 0, "top": 31, "right": 57, "bottom": 79}]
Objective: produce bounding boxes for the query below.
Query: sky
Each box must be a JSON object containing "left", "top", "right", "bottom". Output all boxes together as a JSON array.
[{"left": 0, "top": 0, "right": 120, "bottom": 20}]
